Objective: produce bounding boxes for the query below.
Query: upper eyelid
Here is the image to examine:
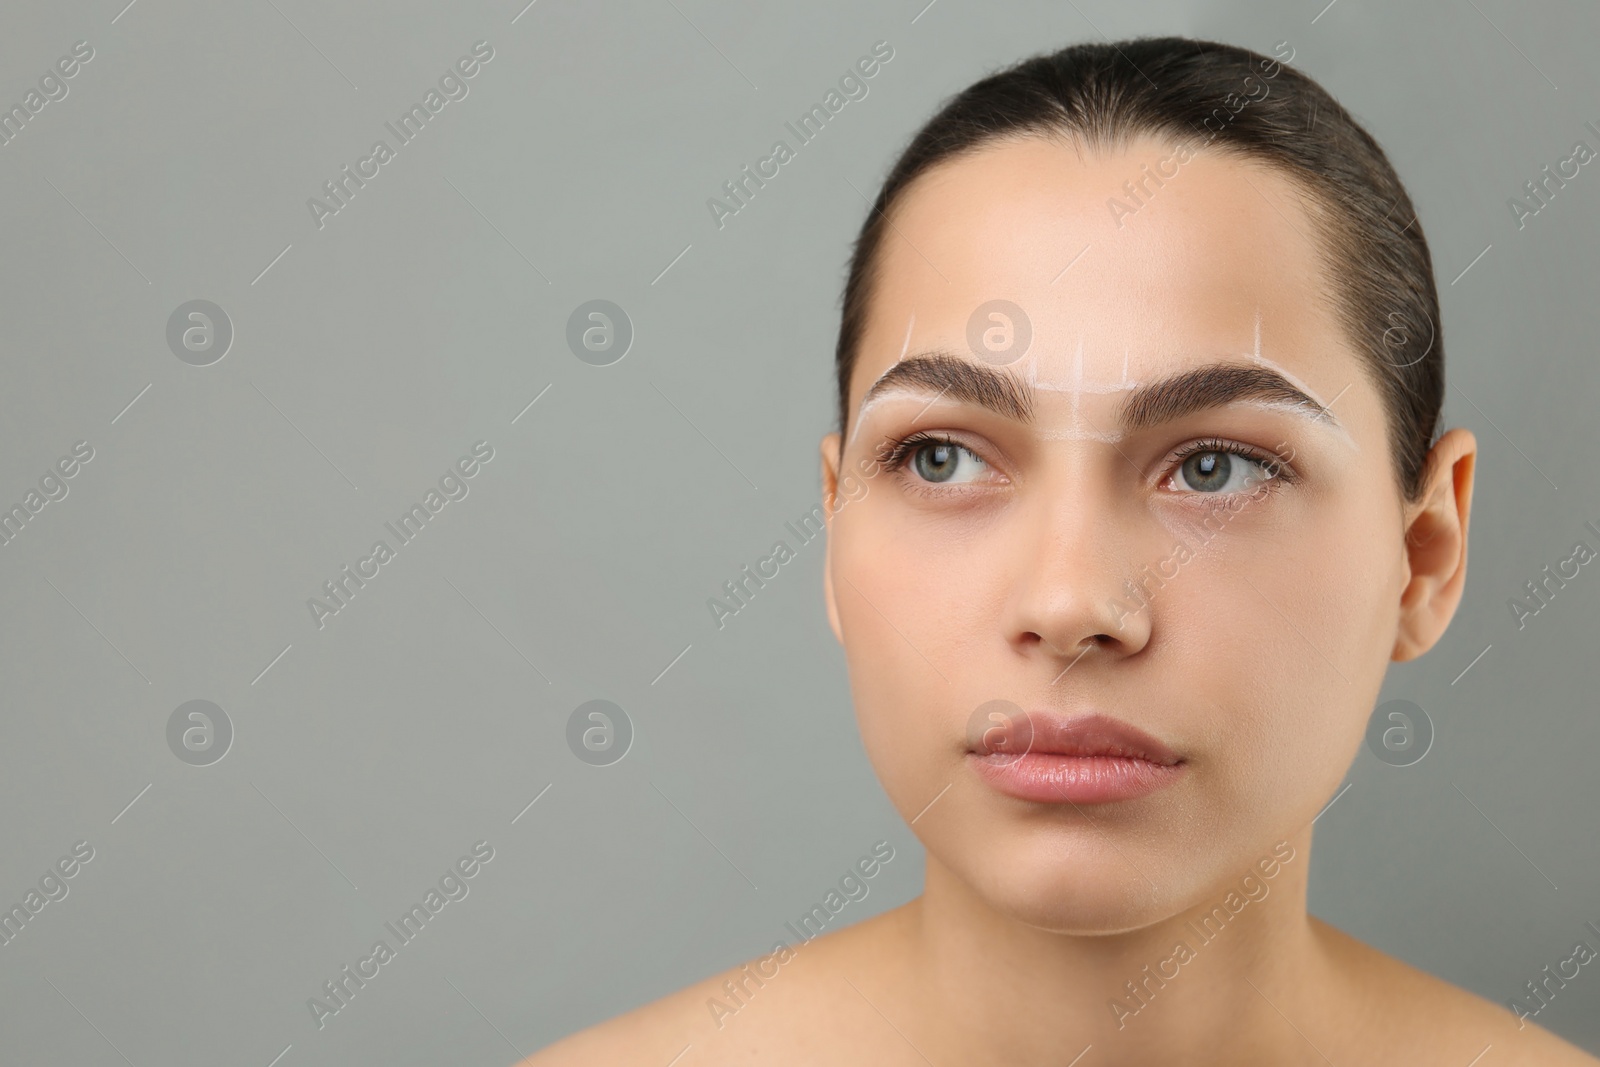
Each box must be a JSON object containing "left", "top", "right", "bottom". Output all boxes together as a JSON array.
[
  {"left": 1169, "top": 438, "right": 1281, "bottom": 465},
  {"left": 881, "top": 431, "right": 985, "bottom": 464},
  {"left": 878, "top": 428, "right": 970, "bottom": 458}
]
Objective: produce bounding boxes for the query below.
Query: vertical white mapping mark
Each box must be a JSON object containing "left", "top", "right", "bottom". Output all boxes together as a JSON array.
[
  {"left": 1243, "top": 305, "right": 1360, "bottom": 452},
  {"left": 846, "top": 312, "right": 919, "bottom": 451},
  {"left": 1020, "top": 337, "right": 1133, "bottom": 442},
  {"left": 1072, "top": 335, "right": 1085, "bottom": 432}
]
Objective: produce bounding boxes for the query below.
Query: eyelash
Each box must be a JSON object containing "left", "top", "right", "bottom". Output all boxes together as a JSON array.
[
  {"left": 873, "top": 432, "right": 1299, "bottom": 498},
  {"left": 874, "top": 432, "right": 976, "bottom": 497},
  {"left": 1167, "top": 437, "right": 1300, "bottom": 494}
]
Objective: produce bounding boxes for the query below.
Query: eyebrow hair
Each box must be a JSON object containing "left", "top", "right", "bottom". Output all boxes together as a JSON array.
[
  {"left": 1119, "top": 361, "right": 1339, "bottom": 432},
  {"left": 860, "top": 350, "right": 1035, "bottom": 423},
  {"left": 857, "top": 351, "right": 1340, "bottom": 433}
]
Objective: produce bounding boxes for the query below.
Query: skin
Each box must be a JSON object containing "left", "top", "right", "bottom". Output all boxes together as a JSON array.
[{"left": 522, "top": 136, "right": 1598, "bottom": 1065}]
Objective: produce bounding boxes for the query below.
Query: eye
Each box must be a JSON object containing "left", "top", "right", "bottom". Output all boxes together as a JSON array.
[
  {"left": 878, "top": 432, "right": 991, "bottom": 487},
  {"left": 1164, "top": 438, "right": 1295, "bottom": 496}
]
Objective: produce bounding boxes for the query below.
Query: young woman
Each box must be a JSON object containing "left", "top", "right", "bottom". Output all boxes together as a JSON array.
[{"left": 527, "top": 36, "right": 1598, "bottom": 1065}]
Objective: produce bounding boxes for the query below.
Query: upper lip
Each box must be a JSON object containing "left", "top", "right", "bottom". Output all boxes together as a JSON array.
[{"left": 970, "top": 710, "right": 1183, "bottom": 766}]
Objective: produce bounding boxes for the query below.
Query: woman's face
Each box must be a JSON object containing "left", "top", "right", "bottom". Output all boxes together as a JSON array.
[{"left": 819, "top": 135, "right": 1418, "bottom": 932}]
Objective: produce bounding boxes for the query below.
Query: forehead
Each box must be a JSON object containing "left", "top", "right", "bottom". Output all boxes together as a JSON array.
[{"left": 851, "top": 135, "right": 1354, "bottom": 410}]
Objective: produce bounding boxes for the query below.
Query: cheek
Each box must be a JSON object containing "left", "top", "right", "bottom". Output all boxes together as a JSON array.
[
  {"left": 832, "top": 495, "right": 986, "bottom": 662},
  {"left": 832, "top": 508, "right": 988, "bottom": 812},
  {"left": 1230, "top": 492, "right": 1404, "bottom": 698},
  {"left": 1155, "top": 501, "right": 1399, "bottom": 819}
]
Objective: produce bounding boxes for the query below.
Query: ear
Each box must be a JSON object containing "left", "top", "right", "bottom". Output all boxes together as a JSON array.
[
  {"left": 820, "top": 432, "right": 844, "bottom": 646},
  {"left": 1392, "top": 427, "right": 1477, "bottom": 662}
]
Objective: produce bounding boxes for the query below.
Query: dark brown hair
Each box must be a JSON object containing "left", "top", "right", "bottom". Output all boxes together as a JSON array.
[{"left": 834, "top": 36, "right": 1443, "bottom": 504}]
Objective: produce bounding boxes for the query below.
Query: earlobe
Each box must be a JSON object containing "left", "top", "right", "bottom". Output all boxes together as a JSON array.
[
  {"left": 820, "top": 433, "right": 844, "bottom": 645},
  {"left": 1392, "top": 428, "right": 1477, "bottom": 662}
]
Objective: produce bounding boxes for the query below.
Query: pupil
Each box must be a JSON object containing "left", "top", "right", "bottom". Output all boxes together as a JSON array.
[
  {"left": 917, "top": 443, "right": 957, "bottom": 482},
  {"left": 1184, "top": 451, "right": 1230, "bottom": 491}
]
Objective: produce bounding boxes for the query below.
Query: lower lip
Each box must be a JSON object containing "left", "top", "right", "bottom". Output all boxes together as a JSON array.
[{"left": 967, "top": 751, "right": 1185, "bottom": 804}]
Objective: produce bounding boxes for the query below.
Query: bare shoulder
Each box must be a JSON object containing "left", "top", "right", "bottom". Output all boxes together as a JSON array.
[
  {"left": 511, "top": 969, "right": 712, "bottom": 1067},
  {"left": 516, "top": 905, "right": 913, "bottom": 1067},
  {"left": 1315, "top": 918, "right": 1600, "bottom": 1065}
]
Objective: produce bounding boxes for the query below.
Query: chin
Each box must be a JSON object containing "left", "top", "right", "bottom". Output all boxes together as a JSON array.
[{"left": 948, "top": 831, "right": 1191, "bottom": 934}]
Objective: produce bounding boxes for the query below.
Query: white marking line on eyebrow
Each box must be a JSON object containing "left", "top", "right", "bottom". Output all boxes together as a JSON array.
[
  {"left": 847, "top": 392, "right": 891, "bottom": 451},
  {"left": 1234, "top": 369, "right": 1357, "bottom": 449},
  {"left": 850, "top": 382, "right": 943, "bottom": 431},
  {"left": 1036, "top": 427, "right": 1126, "bottom": 442},
  {"left": 1022, "top": 345, "right": 1125, "bottom": 439},
  {"left": 1026, "top": 339, "right": 1142, "bottom": 394},
  {"left": 846, "top": 312, "right": 922, "bottom": 451},
  {"left": 1072, "top": 335, "right": 1083, "bottom": 432},
  {"left": 1223, "top": 396, "right": 1350, "bottom": 424},
  {"left": 1029, "top": 379, "right": 1141, "bottom": 394},
  {"left": 1246, "top": 307, "right": 1360, "bottom": 451}
]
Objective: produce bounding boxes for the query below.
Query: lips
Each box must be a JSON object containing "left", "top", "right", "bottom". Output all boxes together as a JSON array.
[
  {"left": 967, "top": 710, "right": 1185, "bottom": 804},
  {"left": 970, "top": 711, "right": 1182, "bottom": 765}
]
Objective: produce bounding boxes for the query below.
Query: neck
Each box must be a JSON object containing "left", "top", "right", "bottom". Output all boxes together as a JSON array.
[{"left": 897, "top": 825, "right": 1340, "bottom": 1063}]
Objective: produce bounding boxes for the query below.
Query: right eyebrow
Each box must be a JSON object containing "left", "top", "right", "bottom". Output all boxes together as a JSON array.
[{"left": 857, "top": 351, "right": 1035, "bottom": 424}]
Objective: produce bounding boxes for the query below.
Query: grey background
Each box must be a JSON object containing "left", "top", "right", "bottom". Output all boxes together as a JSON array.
[{"left": 0, "top": 0, "right": 1596, "bottom": 1062}]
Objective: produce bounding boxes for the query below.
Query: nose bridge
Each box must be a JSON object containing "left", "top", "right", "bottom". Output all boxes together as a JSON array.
[{"left": 1008, "top": 464, "right": 1153, "bottom": 656}]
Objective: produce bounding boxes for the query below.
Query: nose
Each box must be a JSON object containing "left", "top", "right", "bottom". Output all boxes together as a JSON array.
[{"left": 1005, "top": 490, "right": 1153, "bottom": 674}]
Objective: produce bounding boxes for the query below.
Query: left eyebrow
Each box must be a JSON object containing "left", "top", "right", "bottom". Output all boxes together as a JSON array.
[{"left": 1118, "top": 361, "right": 1341, "bottom": 433}]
